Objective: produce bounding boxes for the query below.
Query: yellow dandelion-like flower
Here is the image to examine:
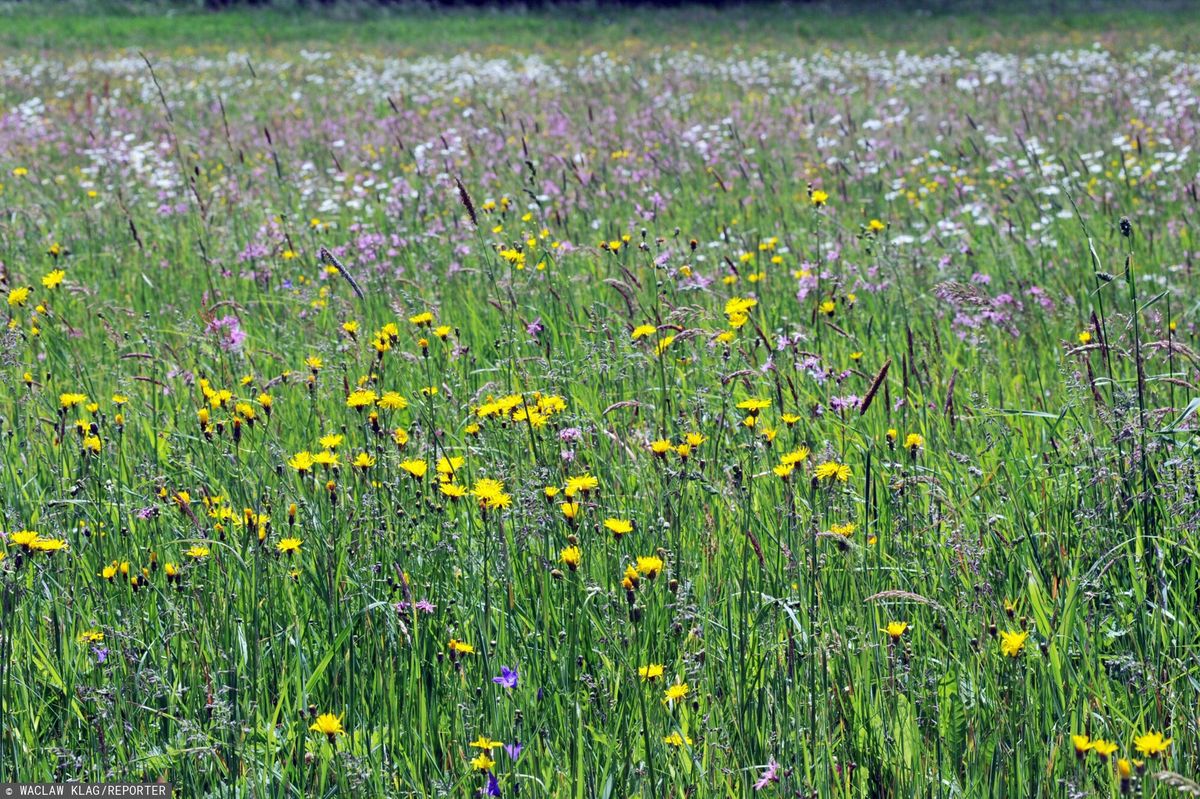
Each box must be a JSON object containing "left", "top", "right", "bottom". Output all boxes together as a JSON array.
[
  {"left": 998, "top": 629, "right": 1029, "bottom": 658},
  {"left": 814, "top": 461, "right": 851, "bottom": 482},
  {"left": 309, "top": 713, "right": 345, "bottom": 739},
  {"left": 638, "top": 663, "right": 664, "bottom": 681},
  {"left": 663, "top": 682, "right": 689, "bottom": 705}
]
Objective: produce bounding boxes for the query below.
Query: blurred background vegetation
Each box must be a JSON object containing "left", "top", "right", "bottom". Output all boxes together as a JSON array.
[{"left": 0, "top": 0, "right": 1197, "bottom": 52}]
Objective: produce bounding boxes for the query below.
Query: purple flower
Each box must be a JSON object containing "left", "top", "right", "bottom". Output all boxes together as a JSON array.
[
  {"left": 93, "top": 647, "right": 109, "bottom": 664},
  {"left": 395, "top": 600, "right": 436, "bottom": 615},
  {"left": 483, "top": 772, "right": 501, "bottom": 797},
  {"left": 493, "top": 666, "right": 518, "bottom": 690},
  {"left": 829, "top": 395, "right": 861, "bottom": 413},
  {"left": 504, "top": 741, "right": 522, "bottom": 762},
  {"left": 559, "top": 427, "right": 583, "bottom": 443},
  {"left": 526, "top": 318, "right": 544, "bottom": 339},
  {"left": 206, "top": 315, "right": 246, "bottom": 352},
  {"left": 753, "top": 757, "right": 779, "bottom": 790}
]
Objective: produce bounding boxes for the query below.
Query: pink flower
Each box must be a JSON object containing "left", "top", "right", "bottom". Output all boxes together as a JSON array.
[{"left": 753, "top": 757, "right": 779, "bottom": 790}]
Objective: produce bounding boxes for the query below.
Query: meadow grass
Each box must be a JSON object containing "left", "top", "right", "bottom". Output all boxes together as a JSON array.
[
  {"left": 1, "top": 1, "right": 1199, "bottom": 53},
  {"left": 1, "top": 5, "right": 1199, "bottom": 798}
]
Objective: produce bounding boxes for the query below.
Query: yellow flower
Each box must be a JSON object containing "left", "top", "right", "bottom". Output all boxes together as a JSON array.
[
  {"left": 469, "top": 736, "right": 503, "bottom": 750},
  {"left": 638, "top": 664, "right": 664, "bottom": 681},
  {"left": 736, "top": 398, "right": 770, "bottom": 414},
  {"left": 400, "top": 460, "right": 429, "bottom": 479},
  {"left": 1090, "top": 739, "right": 1118, "bottom": 760},
  {"left": 185, "top": 545, "right": 211, "bottom": 559},
  {"left": 1117, "top": 758, "right": 1132, "bottom": 778},
  {"left": 319, "top": 434, "right": 344, "bottom": 450},
  {"left": 724, "top": 297, "right": 758, "bottom": 318},
  {"left": 636, "top": 555, "right": 664, "bottom": 578},
  {"left": 603, "top": 518, "right": 633, "bottom": 538},
  {"left": 868, "top": 218, "right": 886, "bottom": 232},
  {"left": 448, "top": 638, "right": 476, "bottom": 655},
  {"left": 439, "top": 482, "right": 467, "bottom": 500},
  {"left": 663, "top": 682, "right": 689, "bottom": 705},
  {"left": 631, "top": 324, "right": 657, "bottom": 340},
  {"left": 663, "top": 732, "right": 693, "bottom": 747},
  {"left": 378, "top": 391, "right": 408, "bottom": 410},
  {"left": 998, "top": 629, "right": 1029, "bottom": 658},
  {"left": 41, "top": 270, "right": 65, "bottom": 289},
  {"left": 59, "top": 392, "right": 88, "bottom": 410},
  {"left": 30, "top": 537, "right": 68, "bottom": 553},
  {"left": 780, "top": 447, "right": 810, "bottom": 466},
  {"left": 1078, "top": 330, "right": 1092, "bottom": 344},
  {"left": 6, "top": 286, "right": 30, "bottom": 307},
  {"left": 560, "top": 502, "right": 581, "bottom": 521},
  {"left": 655, "top": 335, "right": 675, "bottom": 356},
  {"left": 276, "top": 538, "right": 302, "bottom": 555},
  {"left": 10, "top": 530, "right": 41, "bottom": 550},
  {"left": 346, "top": 389, "right": 378, "bottom": 409},
  {"left": 409, "top": 311, "right": 435, "bottom": 326},
  {"left": 353, "top": 452, "right": 376, "bottom": 471},
  {"left": 560, "top": 546, "right": 582, "bottom": 570},
  {"left": 1133, "top": 731, "right": 1172, "bottom": 758},
  {"left": 810, "top": 189, "right": 829, "bottom": 207},
  {"left": 1071, "top": 734, "right": 1092, "bottom": 757},
  {"left": 288, "top": 452, "right": 315, "bottom": 474},
  {"left": 814, "top": 461, "right": 851, "bottom": 482},
  {"left": 470, "top": 753, "right": 495, "bottom": 771},
  {"left": 472, "top": 478, "right": 506, "bottom": 504},
  {"left": 882, "top": 621, "right": 909, "bottom": 639},
  {"left": 565, "top": 474, "right": 599, "bottom": 496},
  {"left": 309, "top": 713, "right": 345, "bottom": 738},
  {"left": 477, "top": 490, "right": 511, "bottom": 512},
  {"left": 904, "top": 433, "right": 924, "bottom": 452},
  {"left": 77, "top": 630, "right": 104, "bottom": 644},
  {"left": 313, "top": 450, "right": 339, "bottom": 469}
]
